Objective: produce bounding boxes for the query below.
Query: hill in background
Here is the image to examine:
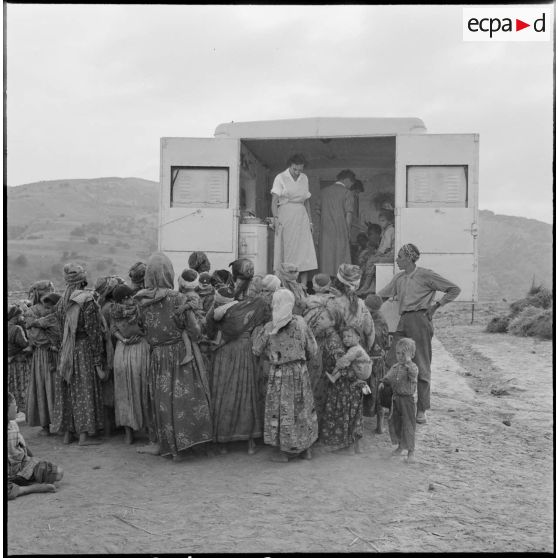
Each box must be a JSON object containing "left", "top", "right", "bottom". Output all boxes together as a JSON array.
[{"left": 6, "top": 177, "right": 553, "bottom": 301}]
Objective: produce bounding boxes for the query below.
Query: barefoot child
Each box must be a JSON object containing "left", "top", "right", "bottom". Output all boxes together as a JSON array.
[
  {"left": 7, "top": 392, "right": 63, "bottom": 500},
  {"left": 379, "top": 337, "right": 418, "bottom": 463}
]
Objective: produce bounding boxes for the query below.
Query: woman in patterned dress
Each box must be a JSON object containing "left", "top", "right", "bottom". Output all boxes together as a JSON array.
[
  {"left": 135, "top": 252, "right": 212, "bottom": 460},
  {"left": 320, "top": 264, "right": 375, "bottom": 454},
  {"left": 7, "top": 304, "right": 31, "bottom": 412},
  {"left": 54, "top": 264, "right": 106, "bottom": 446},
  {"left": 24, "top": 280, "right": 57, "bottom": 435},
  {"left": 252, "top": 289, "right": 318, "bottom": 462}
]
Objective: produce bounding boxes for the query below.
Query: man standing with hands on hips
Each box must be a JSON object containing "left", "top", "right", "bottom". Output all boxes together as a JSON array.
[{"left": 378, "top": 243, "right": 461, "bottom": 424}]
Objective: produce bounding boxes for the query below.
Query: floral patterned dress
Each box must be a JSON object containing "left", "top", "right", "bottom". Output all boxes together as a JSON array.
[
  {"left": 140, "top": 290, "right": 212, "bottom": 457},
  {"left": 306, "top": 327, "right": 344, "bottom": 432},
  {"left": 252, "top": 315, "right": 318, "bottom": 454},
  {"left": 52, "top": 298, "right": 105, "bottom": 435}
]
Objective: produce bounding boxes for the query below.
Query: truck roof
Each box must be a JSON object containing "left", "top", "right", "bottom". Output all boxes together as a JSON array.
[{"left": 214, "top": 117, "right": 426, "bottom": 138}]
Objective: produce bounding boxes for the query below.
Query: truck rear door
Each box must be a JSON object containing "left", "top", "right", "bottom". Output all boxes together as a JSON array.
[
  {"left": 159, "top": 138, "right": 240, "bottom": 276},
  {"left": 395, "top": 134, "right": 479, "bottom": 301}
]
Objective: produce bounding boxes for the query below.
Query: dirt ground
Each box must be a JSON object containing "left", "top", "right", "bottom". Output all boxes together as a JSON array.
[{"left": 7, "top": 304, "right": 554, "bottom": 554}]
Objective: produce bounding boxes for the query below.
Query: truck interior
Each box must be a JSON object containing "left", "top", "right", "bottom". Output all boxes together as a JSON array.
[{"left": 238, "top": 136, "right": 396, "bottom": 262}]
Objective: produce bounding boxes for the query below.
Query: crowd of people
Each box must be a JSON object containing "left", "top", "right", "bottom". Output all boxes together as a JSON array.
[
  {"left": 7, "top": 239, "right": 462, "bottom": 501},
  {"left": 8, "top": 153, "right": 462, "bottom": 497}
]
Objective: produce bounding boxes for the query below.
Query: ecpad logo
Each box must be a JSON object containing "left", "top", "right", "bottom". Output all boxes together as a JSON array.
[{"left": 463, "top": 8, "right": 551, "bottom": 41}]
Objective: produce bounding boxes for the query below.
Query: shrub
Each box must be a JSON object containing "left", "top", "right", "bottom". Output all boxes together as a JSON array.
[
  {"left": 87, "top": 236, "right": 99, "bottom": 245},
  {"left": 525, "top": 309, "right": 553, "bottom": 340},
  {"left": 486, "top": 315, "right": 510, "bottom": 333},
  {"left": 108, "top": 246, "right": 116, "bottom": 254},
  {"left": 508, "top": 306, "right": 545, "bottom": 337}
]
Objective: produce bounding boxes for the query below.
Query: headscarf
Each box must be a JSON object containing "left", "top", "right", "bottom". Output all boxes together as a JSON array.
[
  {"left": 229, "top": 258, "right": 254, "bottom": 282},
  {"left": 261, "top": 274, "right": 281, "bottom": 292},
  {"left": 400, "top": 243, "right": 420, "bottom": 262},
  {"left": 135, "top": 252, "right": 176, "bottom": 306},
  {"left": 336, "top": 263, "right": 362, "bottom": 292},
  {"left": 111, "top": 286, "right": 139, "bottom": 322},
  {"left": 144, "top": 252, "right": 175, "bottom": 290},
  {"left": 60, "top": 263, "right": 88, "bottom": 311},
  {"left": 188, "top": 251, "right": 211, "bottom": 273},
  {"left": 128, "top": 261, "right": 147, "bottom": 286},
  {"left": 276, "top": 262, "right": 299, "bottom": 284},
  {"left": 304, "top": 295, "right": 343, "bottom": 332},
  {"left": 271, "top": 288, "right": 295, "bottom": 334},
  {"left": 63, "top": 263, "right": 87, "bottom": 286},
  {"left": 312, "top": 273, "right": 331, "bottom": 293},
  {"left": 95, "top": 276, "right": 125, "bottom": 300},
  {"left": 178, "top": 269, "right": 199, "bottom": 292},
  {"left": 28, "top": 280, "right": 55, "bottom": 305}
]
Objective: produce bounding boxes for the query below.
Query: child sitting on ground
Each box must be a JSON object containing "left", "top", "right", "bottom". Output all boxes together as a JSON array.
[
  {"left": 326, "top": 326, "right": 372, "bottom": 392},
  {"left": 379, "top": 337, "right": 418, "bottom": 464},
  {"left": 7, "top": 391, "right": 63, "bottom": 500},
  {"left": 176, "top": 269, "right": 204, "bottom": 364}
]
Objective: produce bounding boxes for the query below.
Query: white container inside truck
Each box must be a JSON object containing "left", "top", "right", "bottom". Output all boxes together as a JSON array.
[{"left": 159, "top": 117, "right": 479, "bottom": 301}]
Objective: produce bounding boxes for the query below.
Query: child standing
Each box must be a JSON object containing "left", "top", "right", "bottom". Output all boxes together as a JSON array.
[
  {"left": 364, "top": 294, "right": 391, "bottom": 433},
  {"left": 379, "top": 337, "right": 418, "bottom": 463},
  {"left": 197, "top": 272, "right": 215, "bottom": 314},
  {"left": 321, "top": 326, "right": 371, "bottom": 455},
  {"left": 7, "top": 392, "right": 64, "bottom": 500}
]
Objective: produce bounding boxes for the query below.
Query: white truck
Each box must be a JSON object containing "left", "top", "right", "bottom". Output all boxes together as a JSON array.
[{"left": 158, "top": 117, "right": 479, "bottom": 301}]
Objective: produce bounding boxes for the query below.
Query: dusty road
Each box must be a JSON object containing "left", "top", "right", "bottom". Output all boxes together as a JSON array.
[{"left": 7, "top": 307, "right": 554, "bottom": 554}]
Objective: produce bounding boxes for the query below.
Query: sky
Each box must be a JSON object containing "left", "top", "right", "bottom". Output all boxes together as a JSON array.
[{"left": 5, "top": 4, "right": 555, "bottom": 223}]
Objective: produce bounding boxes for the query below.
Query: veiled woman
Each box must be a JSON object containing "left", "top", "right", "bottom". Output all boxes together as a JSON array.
[
  {"left": 205, "top": 286, "right": 268, "bottom": 454},
  {"left": 135, "top": 252, "right": 212, "bottom": 460},
  {"left": 276, "top": 262, "right": 307, "bottom": 315},
  {"left": 54, "top": 264, "right": 106, "bottom": 446},
  {"left": 252, "top": 289, "right": 318, "bottom": 462},
  {"left": 24, "top": 280, "right": 57, "bottom": 434}
]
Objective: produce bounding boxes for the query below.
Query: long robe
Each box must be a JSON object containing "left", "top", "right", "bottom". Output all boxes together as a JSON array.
[
  {"left": 318, "top": 182, "right": 354, "bottom": 275},
  {"left": 205, "top": 297, "right": 268, "bottom": 442}
]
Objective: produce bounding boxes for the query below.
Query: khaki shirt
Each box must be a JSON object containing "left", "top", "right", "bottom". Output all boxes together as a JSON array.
[{"left": 378, "top": 266, "right": 461, "bottom": 314}]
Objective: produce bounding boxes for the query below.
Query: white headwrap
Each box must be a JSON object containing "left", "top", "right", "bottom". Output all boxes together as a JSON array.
[{"left": 271, "top": 289, "right": 295, "bottom": 335}]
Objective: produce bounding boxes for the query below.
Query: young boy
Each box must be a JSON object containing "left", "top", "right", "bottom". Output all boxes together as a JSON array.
[
  {"left": 197, "top": 272, "right": 215, "bottom": 314},
  {"left": 326, "top": 326, "right": 372, "bottom": 389},
  {"left": 7, "top": 391, "right": 63, "bottom": 500},
  {"left": 379, "top": 338, "right": 418, "bottom": 463}
]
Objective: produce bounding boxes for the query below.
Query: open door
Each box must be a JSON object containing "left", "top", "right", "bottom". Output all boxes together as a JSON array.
[
  {"left": 395, "top": 134, "right": 479, "bottom": 301},
  {"left": 159, "top": 137, "right": 240, "bottom": 277}
]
